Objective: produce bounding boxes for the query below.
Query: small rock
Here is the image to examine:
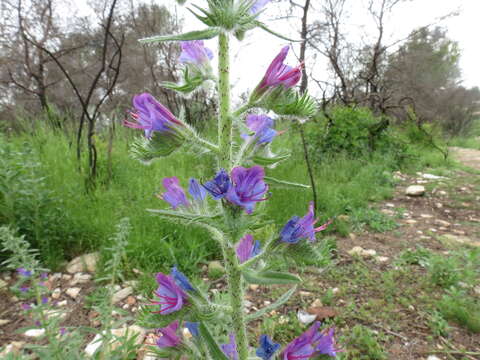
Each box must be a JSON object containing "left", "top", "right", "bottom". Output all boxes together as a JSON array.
[
  {"left": 24, "top": 328, "right": 45, "bottom": 337},
  {"left": 441, "top": 234, "right": 480, "bottom": 248},
  {"left": 85, "top": 333, "right": 103, "bottom": 356},
  {"left": 311, "top": 299, "right": 323, "bottom": 308},
  {"left": 427, "top": 356, "right": 441, "bottom": 360},
  {"left": 249, "top": 284, "right": 259, "bottom": 291},
  {"left": 332, "top": 287, "right": 340, "bottom": 294},
  {"left": 66, "top": 252, "right": 99, "bottom": 274},
  {"left": 405, "top": 185, "right": 425, "bottom": 197},
  {"left": 122, "top": 304, "right": 130, "bottom": 310},
  {"left": 45, "top": 309, "right": 67, "bottom": 320},
  {"left": 124, "top": 280, "right": 139, "bottom": 289},
  {"left": 453, "top": 229, "right": 466, "bottom": 235},
  {"left": 244, "top": 300, "right": 253, "bottom": 308},
  {"left": 435, "top": 203, "right": 443, "bottom": 208},
  {"left": 52, "top": 288, "right": 62, "bottom": 299},
  {"left": 62, "top": 274, "right": 72, "bottom": 281},
  {"left": 299, "top": 291, "right": 313, "bottom": 297},
  {"left": 264, "top": 300, "right": 271, "bottom": 306},
  {"left": 422, "top": 173, "right": 445, "bottom": 180},
  {"left": 0, "top": 319, "right": 11, "bottom": 326},
  {"left": 298, "top": 310, "right": 317, "bottom": 324},
  {"left": 348, "top": 246, "right": 364, "bottom": 257},
  {"left": 112, "top": 287, "right": 133, "bottom": 304},
  {"left": 420, "top": 214, "right": 433, "bottom": 219},
  {"left": 348, "top": 233, "right": 356, "bottom": 241},
  {"left": 126, "top": 296, "right": 136, "bottom": 305},
  {"left": 50, "top": 273, "right": 62, "bottom": 282},
  {"left": 375, "top": 256, "right": 389, "bottom": 263},
  {"left": 405, "top": 219, "right": 417, "bottom": 224},
  {"left": 363, "top": 249, "right": 377, "bottom": 257},
  {"left": 307, "top": 306, "right": 338, "bottom": 320},
  {"left": 385, "top": 203, "right": 395, "bottom": 208},
  {"left": 71, "top": 273, "right": 92, "bottom": 285},
  {"left": 434, "top": 219, "right": 451, "bottom": 227},
  {"left": 438, "top": 190, "right": 447, "bottom": 196},
  {"left": 381, "top": 209, "right": 395, "bottom": 216},
  {"left": 474, "top": 286, "right": 480, "bottom": 295},
  {"left": 208, "top": 261, "right": 225, "bottom": 279},
  {"left": 66, "top": 287, "right": 81, "bottom": 299},
  {"left": 57, "top": 300, "right": 68, "bottom": 307},
  {"left": 0, "top": 341, "right": 25, "bottom": 356},
  {"left": 0, "top": 279, "right": 8, "bottom": 290}
]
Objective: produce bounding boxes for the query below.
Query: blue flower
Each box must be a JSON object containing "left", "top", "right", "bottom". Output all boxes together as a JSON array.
[
  {"left": 250, "top": 0, "right": 270, "bottom": 14},
  {"left": 171, "top": 266, "right": 195, "bottom": 292},
  {"left": 221, "top": 333, "right": 239, "bottom": 360},
  {"left": 226, "top": 166, "right": 268, "bottom": 214},
  {"left": 17, "top": 268, "right": 32, "bottom": 277},
  {"left": 236, "top": 234, "right": 261, "bottom": 263},
  {"left": 159, "top": 177, "right": 189, "bottom": 210},
  {"left": 280, "top": 202, "right": 331, "bottom": 244},
  {"left": 179, "top": 40, "right": 213, "bottom": 67},
  {"left": 188, "top": 178, "right": 207, "bottom": 202},
  {"left": 244, "top": 114, "right": 278, "bottom": 145},
  {"left": 256, "top": 334, "right": 280, "bottom": 360},
  {"left": 203, "top": 169, "right": 232, "bottom": 200},
  {"left": 185, "top": 322, "right": 200, "bottom": 337}
]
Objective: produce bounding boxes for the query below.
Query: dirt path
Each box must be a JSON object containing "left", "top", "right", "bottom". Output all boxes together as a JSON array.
[{"left": 450, "top": 146, "right": 480, "bottom": 170}]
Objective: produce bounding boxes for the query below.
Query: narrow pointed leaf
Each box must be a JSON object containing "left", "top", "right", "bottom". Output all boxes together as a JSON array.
[
  {"left": 257, "top": 22, "right": 302, "bottom": 42},
  {"left": 246, "top": 286, "right": 297, "bottom": 321},
  {"left": 147, "top": 209, "right": 221, "bottom": 223},
  {"left": 198, "top": 323, "right": 230, "bottom": 360},
  {"left": 242, "top": 270, "right": 301, "bottom": 285},
  {"left": 253, "top": 153, "right": 290, "bottom": 166},
  {"left": 139, "top": 28, "right": 221, "bottom": 43},
  {"left": 264, "top": 176, "right": 310, "bottom": 189}
]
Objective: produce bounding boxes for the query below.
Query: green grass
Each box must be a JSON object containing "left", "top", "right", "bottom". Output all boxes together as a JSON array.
[{"left": 0, "top": 118, "right": 455, "bottom": 275}]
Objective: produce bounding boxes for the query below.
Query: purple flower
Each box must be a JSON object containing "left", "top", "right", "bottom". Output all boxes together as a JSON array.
[
  {"left": 244, "top": 114, "right": 278, "bottom": 144},
  {"left": 280, "top": 202, "right": 331, "bottom": 244},
  {"left": 159, "top": 177, "right": 189, "bottom": 210},
  {"left": 203, "top": 169, "right": 232, "bottom": 200},
  {"left": 17, "top": 267, "right": 32, "bottom": 277},
  {"left": 236, "top": 234, "right": 261, "bottom": 263},
  {"left": 59, "top": 327, "right": 67, "bottom": 336},
  {"left": 171, "top": 266, "right": 195, "bottom": 292},
  {"left": 188, "top": 178, "right": 207, "bottom": 202},
  {"left": 253, "top": 46, "right": 302, "bottom": 99},
  {"left": 40, "top": 272, "right": 48, "bottom": 280},
  {"left": 221, "top": 333, "right": 239, "bottom": 360},
  {"left": 179, "top": 40, "right": 213, "bottom": 66},
  {"left": 185, "top": 322, "right": 199, "bottom": 337},
  {"left": 21, "top": 303, "right": 31, "bottom": 311},
  {"left": 151, "top": 273, "right": 187, "bottom": 315},
  {"left": 256, "top": 334, "right": 281, "bottom": 360},
  {"left": 282, "top": 322, "right": 340, "bottom": 359},
  {"left": 250, "top": 0, "right": 270, "bottom": 14},
  {"left": 124, "top": 93, "right": 184, "bottom": 139},
  {"left": 19, "top": 286, "right": 29, "bottom": 293},
  {"left": 226, "top": 166, "right": 268, "bottom": 214},
  {"left": 155, "top": 321, "right": 182, "bottom": 348},
  {"left": 41, "top": 296, "right": 48, "bottom": 305},
  {"left": 316, "top": 328, "right": 340, "bottom": 357}
]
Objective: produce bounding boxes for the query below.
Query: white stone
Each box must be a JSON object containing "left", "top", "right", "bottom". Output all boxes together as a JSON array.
[
  {"left": 66, "top": 252, "right": 99, "bottom": 274},
  {"left": 85, "top": 326, "right": 146, "bottom": 356},
  {"left": 0, "top": 279, "right": 7, "bottom": 289},
  {"left": 51, "top": 288, "right": 62, "bottom": 299},
  {"left": 0, "top": 319, "right": 11, "bottom": 326},
  {"left": 434, "top": 219, "right": 451, "bottom": 227},
  {"left": 427, "top": 356, "right": 442, "bottom": 360},
  {"left": 363, "top": 249, "right": 377, "bottom": 257},
  {"left": 405, "top": 219, "right": 417, "bottom": 224},
  {"left": 85, "top": 333, "right": 103, "bottom": 356},
  {"left": 50, "top": 273, "right": 62, "bottom": 281},
  {"left": 298, "top": 310, "right": 317, "bottom": 324},
  {"left": 385, "top": 203, "right": 395, "bottom": 208},
  {"left": 57, "top": 300, "right": 68, "bottom": 307},
  {"left": 442, "top": 234, "right": 480, "bottom": 247},
  {"left": 405, "top": 185, "right": 425, "bottom": 196},
  {"left": 0, "top": 341, "right": 25, "bottom": 356},
  {"left": 420, "top": 214, "right": 434, "bottom": 219},
  {"left": 111, "top": 287, "right": 133, "bottom": 304},
  {"left": 66, "top": 287, "right": 81, "bottom": 299},
  {"left": 375, "top": 256, "right": 389, "bottom": 263},
  {"left": 45, "top": 309, "right": 67, "bottom": 320},
  {"left": 249, "top": 284, "right": 259, "bottom": 291},
  {"left": 348, "top": 246, "right": 365, "bottom": 257},
  {"left": 124, "top": 280, "right": 139, "bottom": 289},
  {"left": 71, "top": 273, "right": 92, "bottom": 285},
  {"left": 24, "top": 328, "right": 45, "bottom": 337},
  {"left": 422, "top": 173, "right": 445, "bottom": 180}
]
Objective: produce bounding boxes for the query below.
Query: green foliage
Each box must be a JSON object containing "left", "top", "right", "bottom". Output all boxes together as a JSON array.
[
  {"left": 339, "top": 325, "right": 387, "bottom": 360},
  {"left": 395, "top": 246, "right": 431, "bottom": 267},
  {"left": 437, "top": 289, "right": 480, "bottom": 333},
  {"left": 427, "top": 254, "right": 460, "bottom": 288},
  {"left": 350, "top": 208, "right": 398, "bottom": 233},
  {"left": 427, "top": 310, "right": 450, "bottom": 337},
  {"left": 307, "top": 106, "right": 407, "bottom": 163}
]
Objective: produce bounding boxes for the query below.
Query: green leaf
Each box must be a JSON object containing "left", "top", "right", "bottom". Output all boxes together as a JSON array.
[
  {"left": 246, "top": 286, "right": 297, "bottom": 321},
  {"left": 130, "top": 134, "right": 183, "bottom": 163},
  {"left": 198, "top": 323, "right": 230, "bottom": 360},
  {"left": 257, "top": 22, "right": 302, "bottom": 42},
  {"left": 253, "top": 153, "right": 290, "bottom": 166},
  {"left": 269, "top": 90, "right": 318, "bottom": 118},
  {"left": 147, "top": 209, "right": 221, "bottom": 223},
  {"left": 242, "top": 270, "right": 301, "bottom": 285},
  {"left": 264, "top": 176, "right": 310, "bottom": 189},
  {"left": 139, "top": 28, "right": 221, "bottom": 43}
]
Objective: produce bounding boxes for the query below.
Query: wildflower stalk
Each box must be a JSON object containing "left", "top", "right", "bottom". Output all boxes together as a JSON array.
[
  {"left": 222, "top": 241, "right": 249, "bottom": 359},
  {"left": 217, "top": 31, "right": 232, "bottom": 169}
]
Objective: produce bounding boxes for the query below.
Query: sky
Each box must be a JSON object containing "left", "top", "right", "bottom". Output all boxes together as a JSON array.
[{"left": 73, "top": 0, "right": 480, "bottom": 96}]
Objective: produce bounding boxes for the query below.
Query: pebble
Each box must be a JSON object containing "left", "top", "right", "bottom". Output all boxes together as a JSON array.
[
  {"left": 427, "top": 356, "right": 441, "bottom": 360},
  {"left": 405, "top": 219, "right": 417, "bottom": 224},
  {"left": 66, "top": 252, "right": 99, "bottom": 274},
  {"left": 420, "top": 214, "right": 433, "bottom": 219},
  {"left": 66, "top": 287, "right": 81, "bottom": 299},
  {"left": 348, "top": 246, "right": 377, "bottom": 258},
  {"left": 298, "top": 310, "right": 317, "bottom": 324},
  {"left": 434, "top": 219, "right": 451, "bottom": 227},
  {"left": 0, "top": 319, "right": 11, "bottom": 326},
  {"left": 51, "top": 288, "right": 62, "bottom": 299},
  {"left": 375, "top": 256, "right": 389, "bottom": 263},
  {"left": 0, "top": 279, "right": 7, "bottom": 290},
  {"left": 126, "top": 296, "right": 136, "bottom": 305},
  {"left": 311, "top": 299, "right": 323, "bottom": 307},
  {"left": 71, "top": 273, "right": 92, "bottom": 285},
  {"left": 57, "top": 300, "right": 68, "bottom": 307},
  {"left": 405, "top": 185, "right": 425, "bottom": 196},
  {"left": 0, "top": 341, "right": 25, "bottom": 356},
  {"left": 112, "top": 287, "right": 133, "bottom": 304},
  {"left": 24, "top": 328, "right": 45, "bottom": 337},
  {"left": 62, "top": 274, "right": 72, "bottom": 281},
  {"left": 299, "top": 291, "right": 313, "bottom": 297},
  {"left": 249, "top": 284, "right": 259, "bottom": 291}
]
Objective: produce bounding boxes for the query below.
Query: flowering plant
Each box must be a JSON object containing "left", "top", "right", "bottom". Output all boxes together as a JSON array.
[{"left": 126, "top": 1, "right": 339, "bottom": 359}]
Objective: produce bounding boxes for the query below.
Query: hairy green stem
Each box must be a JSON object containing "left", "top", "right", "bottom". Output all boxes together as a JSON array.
[
  {"left": 222, "top": 243, "right": 249, "bottom": 360},
  {"left": 217, "top": 32, "right": 232, "bottom": 169}
]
